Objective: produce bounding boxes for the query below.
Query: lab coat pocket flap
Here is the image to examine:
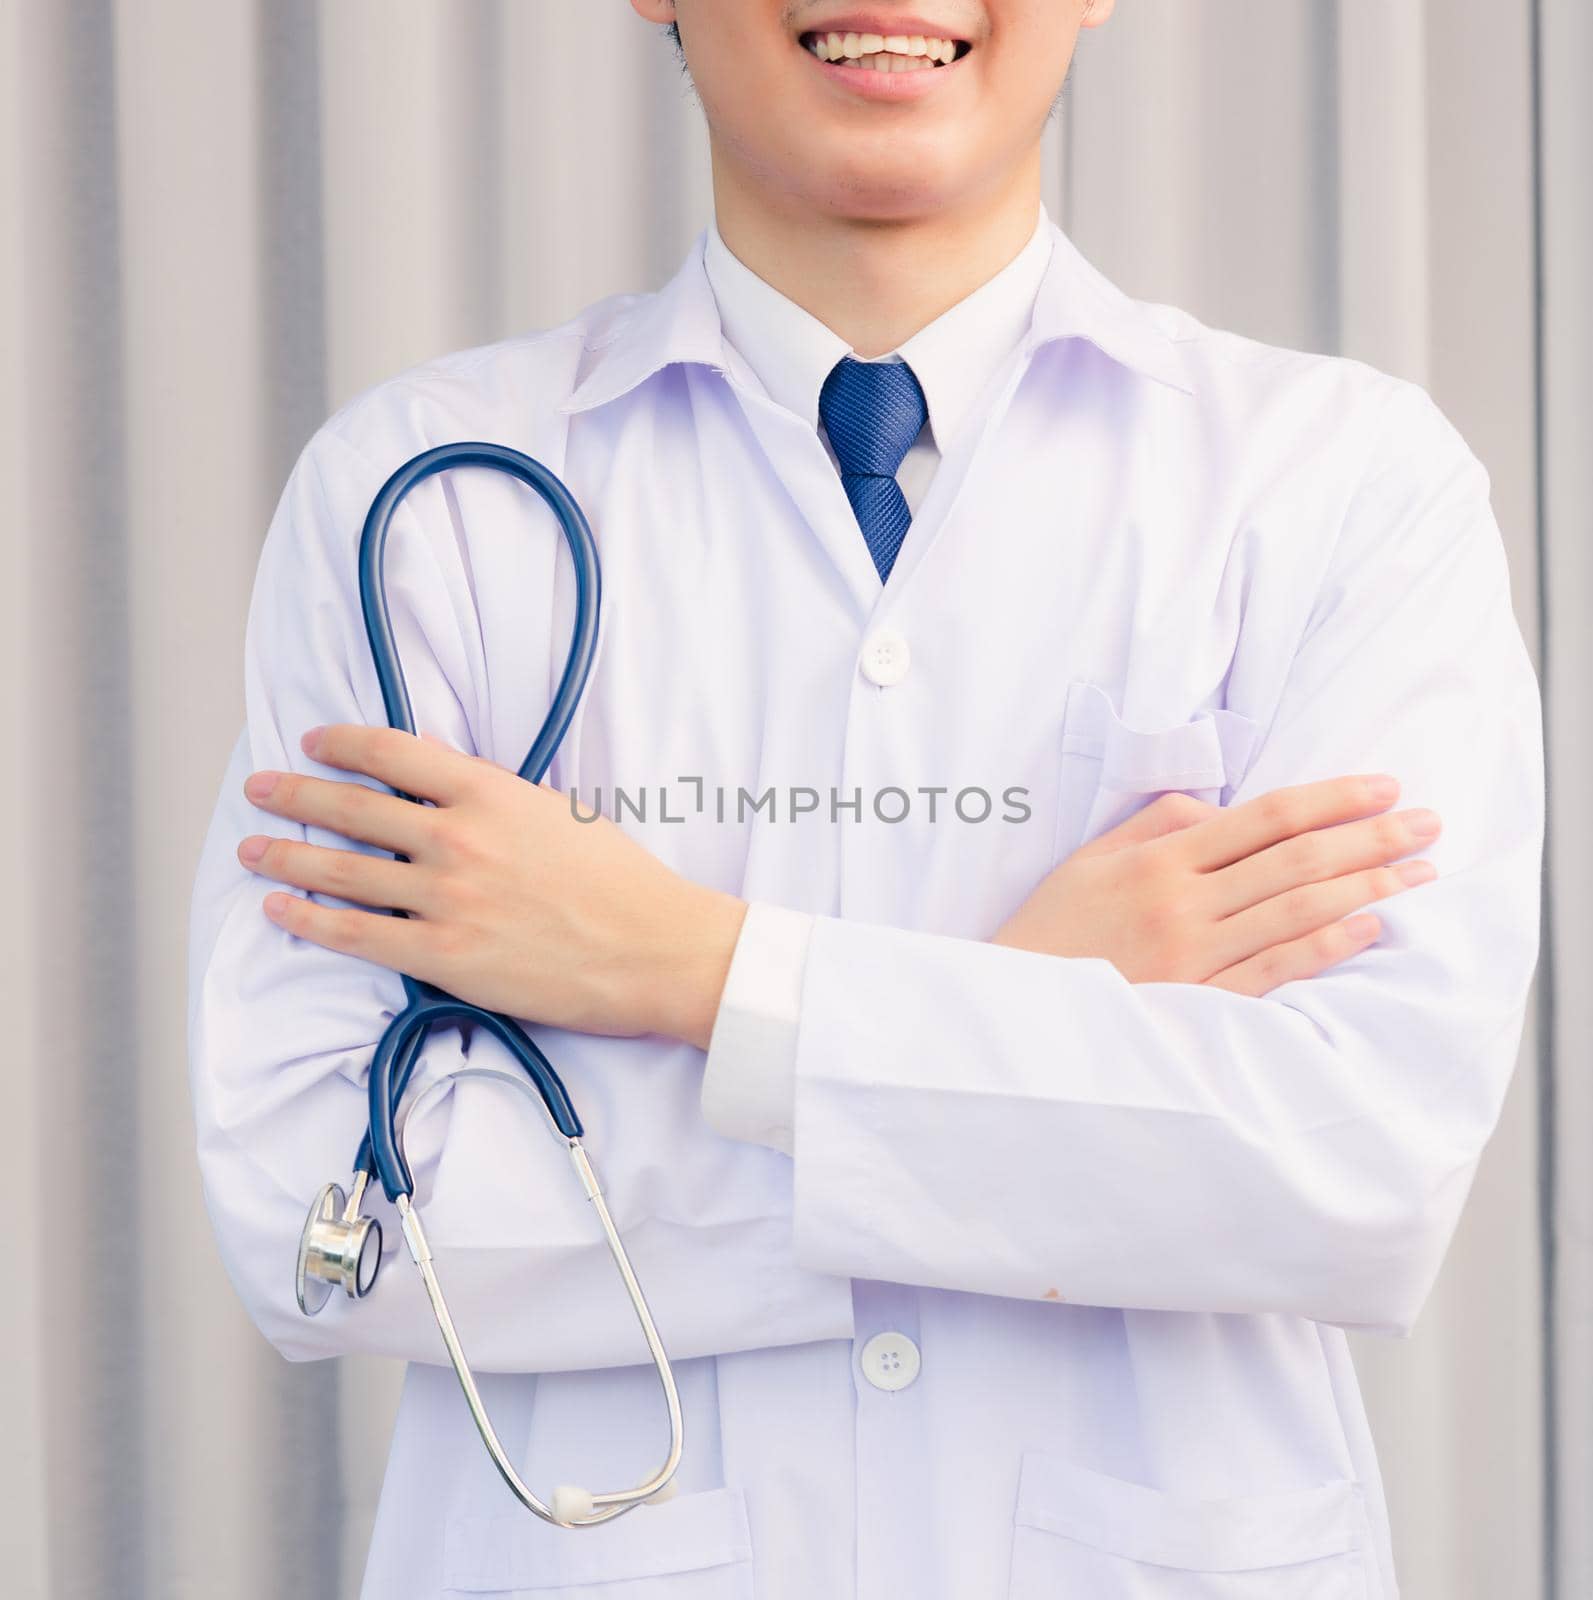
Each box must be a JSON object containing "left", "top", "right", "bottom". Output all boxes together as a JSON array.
[
  {"left": 1061, "top": 681, "right": 1256, "bottom": 795},
  {"left": 1013, "top": 1450, "right": 1368, "bottom": 1573},
  {"left": 443, "top": 1484, "right": 754, "bottom": 1594}
]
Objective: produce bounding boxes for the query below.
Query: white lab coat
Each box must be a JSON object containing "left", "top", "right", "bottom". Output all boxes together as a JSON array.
[{"left": 187, "top": 214, "right": 1544, "bottom": 1600}]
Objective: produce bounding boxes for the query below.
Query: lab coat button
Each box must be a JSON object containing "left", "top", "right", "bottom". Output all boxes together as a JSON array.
[
  {"left": 860, "top": 629, "right": 910, "bottom": 687},
  {"left": 859, "top": 1330, "right": 921, "bottom": 1391}
]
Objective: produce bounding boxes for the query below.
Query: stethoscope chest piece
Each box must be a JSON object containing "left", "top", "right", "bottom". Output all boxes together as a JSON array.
[{"left": 296, "top": 1175, "right": 383, "bottom": 1315}]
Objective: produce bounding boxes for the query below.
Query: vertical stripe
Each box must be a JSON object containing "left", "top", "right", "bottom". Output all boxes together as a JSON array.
[
  {"left": 258, "top": 6, "right": 345, "bottom": 1595},
  {"left": 25, "top": 0, "right": 144, "bottom": 1592},
  {"left": 1314, "top": 0, "right": 1342, "bottom": 356},
  {"left": 259, "top": 0, "right": 329, "bottom": 494},
  {"left": 1527, "top": 0, "right": 1557, "bottom": 1590}
]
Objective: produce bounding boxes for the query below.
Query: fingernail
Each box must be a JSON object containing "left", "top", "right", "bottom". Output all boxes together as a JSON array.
[
  {"left": 244, "top": 772, "right": 278, "bottom": 801},
  {"left": 238, "top": 835, "right": 268, "bottom": 864},
  {"left": 1405, "top": 809, "right": 1441, "bottom": 838},
  {"left": 1368, "top": 775, "right": 1399, "bottom": 802},
  {"left": 263, "top": 892, "right": 292, "bottom": 918},
  {"left": 1396, "top": 859, "right": 1437, "bottom": 886},
  {"left": 300, "top": 726, "right": 325, "bottom": 755}
]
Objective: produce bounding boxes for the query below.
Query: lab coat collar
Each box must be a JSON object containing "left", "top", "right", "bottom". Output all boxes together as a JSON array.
[
  {"left": 1024, "top": 225, "right": 1198, "bottom": 396},
  {"left": 556, "top": 233, "right": 727, "bottom": 417},
  {"left": 556, "top": 212, "right": 1195, "bottom": 417}
]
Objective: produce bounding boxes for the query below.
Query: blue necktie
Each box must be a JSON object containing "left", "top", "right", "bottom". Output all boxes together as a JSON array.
[{"left": 818, "top": 355, "right": 928, "bottom": 583}]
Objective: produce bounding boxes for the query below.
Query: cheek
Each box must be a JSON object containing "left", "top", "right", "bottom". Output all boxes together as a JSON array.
[
  {"left": 988, "top": 35, "right": 1080, "bottom": 106},
  {"left": 988, "top": 2, "right": 1085, "bottom": 96},
  {"left": 695, "top": 52, "right": 800, "bottom": 167}
]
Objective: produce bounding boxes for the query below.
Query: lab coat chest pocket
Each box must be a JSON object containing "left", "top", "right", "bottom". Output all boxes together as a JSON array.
[
  {"left": 441, "top": 1486, "right": 755, "bottom": 1599},
  {"left": 1054, "top": 681, "right": 1260, "bottom": 861},
  {"left": 1007, "top": 1452, "right": 1374, "bottom": 1600}
]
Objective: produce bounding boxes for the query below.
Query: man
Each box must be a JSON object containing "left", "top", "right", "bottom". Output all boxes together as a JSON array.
[{"left": 187, "top": 3, "right": 1544, "bottom": 1596}]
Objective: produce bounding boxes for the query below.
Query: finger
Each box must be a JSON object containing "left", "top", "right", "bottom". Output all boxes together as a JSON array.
[
  {"left": 245, "top": 769, "right": 435, "bottom": 857},
  {"left": 1205, "top": 857, "right": 1433, "bottom": 975},
  {"left": 261, "top": 887, "right": 437, "bottom": 975},
  {"left": 1201, "top": 913, "right": 1383, "bottom": 998},
  {"left": 1071, "top": 792, "right": 1215, "bottom": 860},
  {"left": 302, "top": 723, "right": 481, "bottom": 805},
  {"left": 239, "top": 835, "right": 428, "bottom": 913},
  {"left": 1174, "top": 774, "right": 1402, "bottom": 873},
  {"left": 1203, "top": 806, "right": 1442, "bottom": 919},
  {"left": 418, "top": 725, "right": 519, "bottom": 776}
]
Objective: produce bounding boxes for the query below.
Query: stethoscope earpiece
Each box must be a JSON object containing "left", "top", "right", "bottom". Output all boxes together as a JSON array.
[{"left": 295, "top": 1173, "right": 383, "bottom": 1315}]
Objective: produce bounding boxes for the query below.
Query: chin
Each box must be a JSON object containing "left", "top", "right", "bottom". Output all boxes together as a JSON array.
[
  {"left": 818, "top": 190, "right": 963, "bottom": 225},
  {"left": 797, "top": 158, "right": 966, "bottom": 222}
]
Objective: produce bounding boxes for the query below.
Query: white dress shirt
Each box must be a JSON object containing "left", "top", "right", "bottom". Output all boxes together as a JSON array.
[
  {"left": 699, "top": 205, "right": 1054, "bottom": 1154},
  {"left": 187, "top": 201, "right": 1543, "bottom": 1600}
]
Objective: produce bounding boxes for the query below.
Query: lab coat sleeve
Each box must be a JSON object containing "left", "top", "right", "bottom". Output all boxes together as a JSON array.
[
  {"left": 187, "top": 420, "right": 840, "bottom": 1373},
  {"left": 784, "top": 379, "right": 1545, "bottom": 1337}
]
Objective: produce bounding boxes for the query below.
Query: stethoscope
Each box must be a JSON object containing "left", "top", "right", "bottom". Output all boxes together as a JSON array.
[{"left": 292, "top": 442, "right": 682, "bottom": 1528}]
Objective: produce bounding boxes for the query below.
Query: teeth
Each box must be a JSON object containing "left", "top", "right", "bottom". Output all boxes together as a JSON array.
[{"left": 809, "top": 31, "right": 961, "bottom": 65}]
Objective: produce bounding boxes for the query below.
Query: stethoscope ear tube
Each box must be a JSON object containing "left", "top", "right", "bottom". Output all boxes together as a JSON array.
[
  {"left": 356, "top": 441, "right": 601, "bottom": 788},
  {"left": 351, "top": 441, "right": 600, "bottom": 1204}
]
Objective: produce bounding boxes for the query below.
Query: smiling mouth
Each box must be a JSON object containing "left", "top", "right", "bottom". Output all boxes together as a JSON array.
[{"left": 799, "top": 31, "right": 974, "bottom": 70}]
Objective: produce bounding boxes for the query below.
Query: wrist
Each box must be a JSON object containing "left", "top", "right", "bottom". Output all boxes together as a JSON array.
[{"left": 646, "top": 883, "right": 749, "bottom": 1050}]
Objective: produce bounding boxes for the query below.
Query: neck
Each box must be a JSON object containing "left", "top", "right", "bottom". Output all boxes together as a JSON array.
[{"left": 707, "top": 153, "right": 1045, "bottom": 359}]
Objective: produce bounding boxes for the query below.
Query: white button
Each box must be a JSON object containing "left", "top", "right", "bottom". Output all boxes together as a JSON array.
[
  {"left": 859, "top": 1330, "right": 921, "bottom": 1392},
  {"left": 859, "top": 629, "right": 911, "bottom": 687}
]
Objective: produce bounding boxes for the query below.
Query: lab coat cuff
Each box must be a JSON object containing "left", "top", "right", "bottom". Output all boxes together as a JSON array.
[{"left": 699, "top": 901, "right": 813, "bottom": 1155}]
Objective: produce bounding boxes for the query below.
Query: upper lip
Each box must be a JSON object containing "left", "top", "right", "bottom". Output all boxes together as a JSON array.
[{"left": 797, "top": 14, "right": 971, "bottom": 42}]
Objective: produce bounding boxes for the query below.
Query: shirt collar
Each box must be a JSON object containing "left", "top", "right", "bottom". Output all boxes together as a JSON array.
[
  {"left": 702, "top": 202, "right": 1053, "bottom": 455},
  {"left": 556, "top": 206, "right": 1195, "bottom": 419}
]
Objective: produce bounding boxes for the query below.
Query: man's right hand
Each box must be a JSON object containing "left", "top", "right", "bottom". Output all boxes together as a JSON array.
[{"left": 991, "top": 775, "right": 1441, "bottom": 997}]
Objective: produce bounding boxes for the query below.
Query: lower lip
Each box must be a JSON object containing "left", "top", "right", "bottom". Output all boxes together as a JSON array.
[{"left": 803, "top": 45, "right": 969, "bottom": 101}]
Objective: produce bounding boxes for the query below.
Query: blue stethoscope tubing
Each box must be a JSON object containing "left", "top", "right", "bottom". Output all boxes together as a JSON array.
[
  {"left": 354, "top": 442, "right": 597, "bottom": 1203},
  {"left": 293, "top": 440, "right": 684, "bottom": 1527}
]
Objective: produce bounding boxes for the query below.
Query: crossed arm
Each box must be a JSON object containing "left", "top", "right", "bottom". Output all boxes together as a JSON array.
[
  {"left": 233, "top": 724, "right": 1444, "bottom": 1050},
  {"left": 197, "top": 381, "right": 1542, "bottom": 1359}
]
